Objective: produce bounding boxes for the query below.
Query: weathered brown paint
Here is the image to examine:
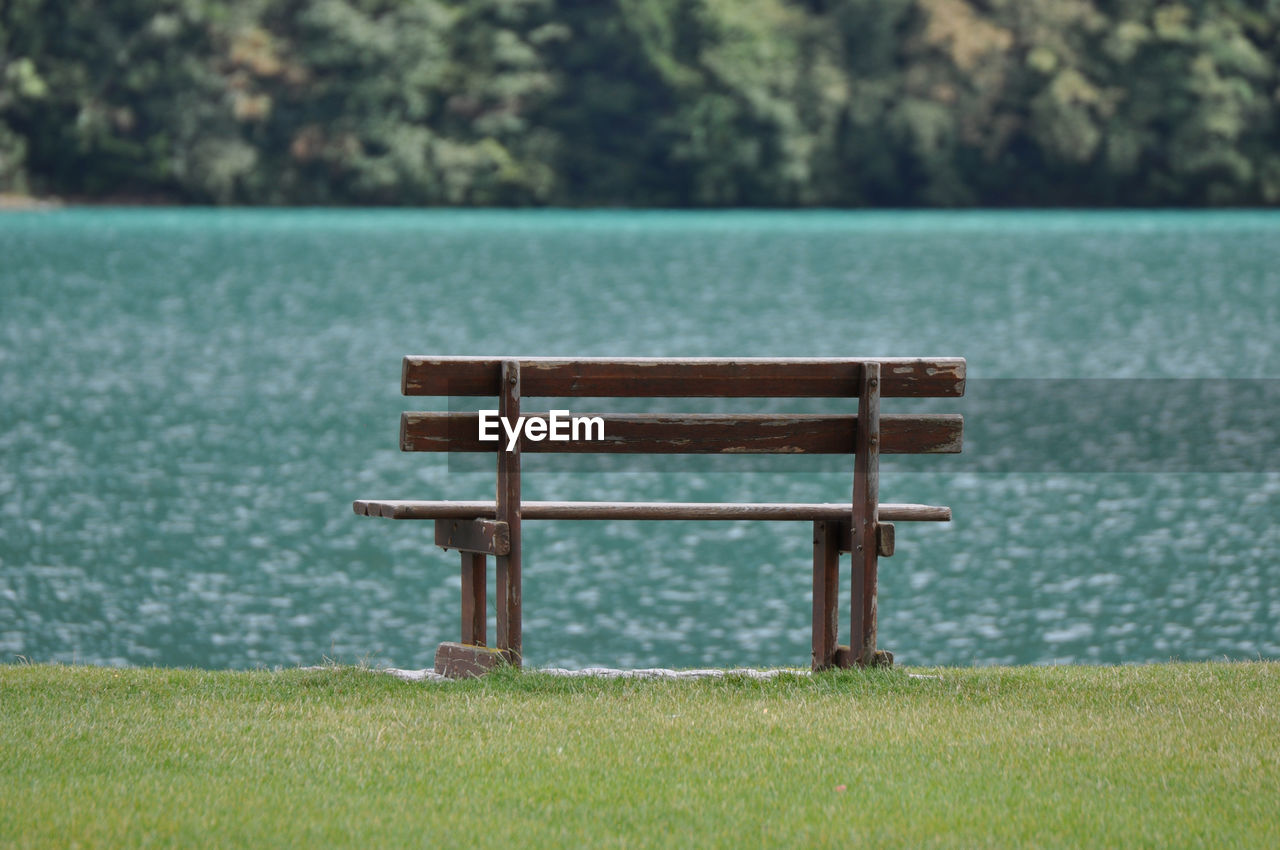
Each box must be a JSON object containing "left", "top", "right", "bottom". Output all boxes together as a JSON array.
[
  {"left": 838, "top": 520, "right": 895, "bottom": 556},
  {"left": 435, "top": 641, "right": 506, "bottom": 678},
  {"left": 811, "top": 521, "right": 840, "bottom": 671},
  {"left": 360, "top": 354, "right": 965, "bottom": 673},
  {"left": 401, "top": 411, "right": 962, "bottom": 455},
  {"left": 878, "top": 522, "right": 895, "bottom": 558},
  {"left": 355, "top": 499, "right": 950, "bottom": 522},
  {"left": 836, "top": 646, "right": 891, "bottom": 668},
  {"left": 851, "top": 362, "right": 881, "bottom": 667},
  {"left": 434, "top": 518, "right": 510, "bottom": 555},
  {"left": 402, "top": 356, "right": 965, "bottom": 398},
  {"left": 495, "top": 359, "right": 522, "bottom": 667},
  {"left": 460, "top": 552, "right": 486, "bottom": 646}
]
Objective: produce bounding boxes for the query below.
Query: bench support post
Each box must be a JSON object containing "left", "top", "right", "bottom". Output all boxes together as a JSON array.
[
  {"left": 811, "top": 520, "right": 840, "bottom": 670},
  {"left": 849, "top": 361, "right": 883, "bottom": 668},
  {"left": 461, "top": 552, "right": 486, "bottom": 646},
  {"left": 495, "top": 359, "right": 523, "bottom": 667},
  {"left": 436, "top": 518, "right": 510, "bottom": 556}
]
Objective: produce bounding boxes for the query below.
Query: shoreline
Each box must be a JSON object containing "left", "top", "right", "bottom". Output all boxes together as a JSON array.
[
  {"left": 6, "top": 192, "right": 1280, "bottom": 213},
  {"left": 0, "top": 192, "right": 62, "bottom": 210}
]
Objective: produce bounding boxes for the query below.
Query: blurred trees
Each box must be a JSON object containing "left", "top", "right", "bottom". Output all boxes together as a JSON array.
[{"left": 1, "top": 0, "right": 1277, "bottom": 205}]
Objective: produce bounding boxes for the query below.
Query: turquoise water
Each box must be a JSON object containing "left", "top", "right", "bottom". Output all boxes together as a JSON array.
[{"left": 1, "top": 209, "right": 1278, "bottom": 669}]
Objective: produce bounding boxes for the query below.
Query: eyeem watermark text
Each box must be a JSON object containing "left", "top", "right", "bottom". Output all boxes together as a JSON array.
[{"left": 478, "top": 409, "right": 605, "bottom": 451}]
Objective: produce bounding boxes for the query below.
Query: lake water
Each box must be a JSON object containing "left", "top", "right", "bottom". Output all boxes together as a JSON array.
[{"left": 2, "top": 209, "right": 1278, "bottom": 670}]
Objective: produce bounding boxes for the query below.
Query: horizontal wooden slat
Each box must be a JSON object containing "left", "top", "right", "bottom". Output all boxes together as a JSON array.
[
  {"left": 354, "top": 500, "right": 951, "bottom": 522},
  {"left": 434, "top": 518, "right": 510, "bottom": 555},
  {"left": 400, "top": 412, "right": 963, "bottom": 454},
  {"left": 402, "top": 357, "right": 965, "bottom": 398}
]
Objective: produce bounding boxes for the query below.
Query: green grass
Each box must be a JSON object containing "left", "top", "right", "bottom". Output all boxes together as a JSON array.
[{"left": 2, "top": 662, "right": 1277, "bottom": 848}]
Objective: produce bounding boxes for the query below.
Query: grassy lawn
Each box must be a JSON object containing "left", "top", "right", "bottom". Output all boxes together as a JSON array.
[{"left": 2, "top": 662, "right": 1277, "bottom": 848}]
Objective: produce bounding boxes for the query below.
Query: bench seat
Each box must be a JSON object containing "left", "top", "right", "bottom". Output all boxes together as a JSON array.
[{"left": 353, "top": 499, "right": 950, "bottom": 522}]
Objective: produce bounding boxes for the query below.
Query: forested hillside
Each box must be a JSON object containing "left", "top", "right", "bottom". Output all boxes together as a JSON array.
[{"left": 2, "top": 0, "right": 1278, "bottom": 206}]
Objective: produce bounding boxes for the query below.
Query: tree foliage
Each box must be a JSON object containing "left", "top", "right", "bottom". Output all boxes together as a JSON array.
[{"left": 2, "top": 0, "right": 1278, "bottom": 204}]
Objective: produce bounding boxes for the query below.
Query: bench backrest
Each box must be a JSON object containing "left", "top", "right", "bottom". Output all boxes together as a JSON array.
[{"left": 399, "top": 356, "right": 965, "bottom": 456}]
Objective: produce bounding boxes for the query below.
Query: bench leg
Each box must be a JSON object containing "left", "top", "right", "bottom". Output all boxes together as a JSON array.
[
  {"left": 495, "top": 359, "right": 523, "bottom": 667},
  {"left": 435, "top": 550, "right": 499, "bottom": 678},
  {"left": 495, "top": 553, "right": 520, "bottom": 665},
  {"left": 461, "top": 552, "right": 486, "bottom": 646},
  {"left": 851, "top": 545, "right": 879, "bottom": 666},
  {"left": 812, "top": 521, "right": 839, "bottom": 670},
  {"left": 850, "top": 361, "right": 888, "bottom": 668}
]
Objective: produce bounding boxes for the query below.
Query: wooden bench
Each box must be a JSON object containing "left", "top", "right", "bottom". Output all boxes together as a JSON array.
[{"left": 354, "top": 356, "right": 964, "bottom": 677}]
